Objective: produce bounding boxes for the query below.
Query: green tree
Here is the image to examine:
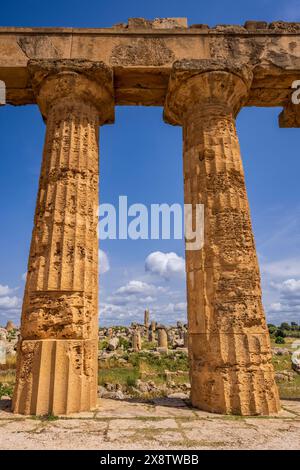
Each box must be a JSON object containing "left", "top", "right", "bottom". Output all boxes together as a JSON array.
[{"left": 275, "top": 329, "right": 286, "bottom": 338}]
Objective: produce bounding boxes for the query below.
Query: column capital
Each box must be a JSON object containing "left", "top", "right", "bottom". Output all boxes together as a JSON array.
[
  {"left": 28, "top": 59, "right": 114, "bottom": 124},
  {"left": 164, "top": 59, "right": 253, "bottom": 125}
]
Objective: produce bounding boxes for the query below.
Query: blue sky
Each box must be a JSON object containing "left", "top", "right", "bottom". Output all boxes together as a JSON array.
[{"left": 0, "top": 0, "right": 300, "bottom": 327}]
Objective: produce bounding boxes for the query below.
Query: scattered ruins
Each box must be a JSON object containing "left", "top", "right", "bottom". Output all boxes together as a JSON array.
[{"left": 1, "top": 17, "right": 300, "bottom": 416}]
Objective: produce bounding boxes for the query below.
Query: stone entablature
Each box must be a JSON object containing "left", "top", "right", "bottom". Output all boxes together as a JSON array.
[{"left": 0, "top": 18, "right": 299, "bottom": 112}]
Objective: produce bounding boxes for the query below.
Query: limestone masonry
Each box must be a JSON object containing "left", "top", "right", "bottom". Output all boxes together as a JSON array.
[{"left": 2, "top": 17, "right": 299, "bottom": 416}]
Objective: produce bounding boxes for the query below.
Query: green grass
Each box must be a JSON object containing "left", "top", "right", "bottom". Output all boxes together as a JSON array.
[
  {"left": 99, "top": 339, "right": 109, "bottom": 350},
  {"left": 141, "top": 341, "right": 157, "bottom": 350},
  {"left": 0, "top": 382, "right": 14, "bottom": 398},
  {"left": 1, "top": 338, "right": 299, "bottom": 401},
  {"left": 98, "top": 351, "right": 190, "bottom": 391},
  {"left": 272, "top": 344, "right": 300, "bottom": 399},
  {"left": 99, "top": 367, "right": 140, "bottom": 387},
  {"left": 129, "top": 351, "right": 189, "bottom": 372},
  {"left": 36, "top": 413, "right": 59, "bottom": 421}
]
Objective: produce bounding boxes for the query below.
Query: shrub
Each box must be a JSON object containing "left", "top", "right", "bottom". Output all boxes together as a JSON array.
[
  {"left": 0, "top": 382, "right": 14, "bottom": 398},
  {"left": 99, "top": 339, "right": 109, "bottom": 350},
  {"left": 126, "top": 375, "right": 137, "bottom": 387},
  {"left": 280, "top": 322, "right": 290, "bottom": 331},
  {"left": 268, "top": 324, "right": 277, "bottom": 335},
  {"left": 119, "top": 337, "right": 130, "bottom": 351},
  {"left": 275, "top": 336, "right": 285, "bottom": 344},
  {"left": 275, "top": 329, "right": 286, "bottom": 338}
]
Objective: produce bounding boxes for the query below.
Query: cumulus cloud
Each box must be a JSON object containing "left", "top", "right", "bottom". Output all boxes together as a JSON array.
[
  {"left": 145, "top": 251, "right": 185, "bottom": 279},
  {"left": 266, "top": 278, "right": 300, "bottom": 323},
  {"left": 261, "top": 258, "right": 300, "bottom": 279},
  {"left": 0, "top": 283, "right": 22, "bottom": 325},
  {"left": 0, "top": 285, "right": 14, "bottom": 296},
  {"left": 138, "top": 296, "right": 156, "bottom": 304},
  {"left": 99, "top": 249, "right": 110, "bottom": 274},
  {"left": 99, "top": 298, "right": 187, "bottom": 326},
  {"left": 0, "top": 296, "right": 20, "bottom": 310},
  {"left": 99, "top": 302, "right": 140, "bottom": 323},
  {"left": 116, "top": 280, "right": 164, "bottom": 296},
  {"left": 275, "top": 279, "right": 300, "bottom": 295}
]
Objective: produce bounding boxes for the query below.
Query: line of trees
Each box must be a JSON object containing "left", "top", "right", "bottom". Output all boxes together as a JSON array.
[{"left": 268, "top": 322, "right": 300, "bottom": 344}]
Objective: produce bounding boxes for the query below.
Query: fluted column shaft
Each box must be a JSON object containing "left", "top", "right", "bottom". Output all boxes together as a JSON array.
[
  {"left": 13, "top": 60, "right": 114, "bottom": 415},
  {"left": 21, "top": 98, "right": 99, "bottom": 339},
  {"left": 164, "top": 60, "right": 280, "bottom": 415}
]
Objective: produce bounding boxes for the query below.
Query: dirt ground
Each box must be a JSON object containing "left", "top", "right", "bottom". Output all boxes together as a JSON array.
[{"left": 0, "top": 397, "right": 299, "bottom": 450}]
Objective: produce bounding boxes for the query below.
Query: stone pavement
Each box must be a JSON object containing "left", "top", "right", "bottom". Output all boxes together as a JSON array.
[{"left": 0, "top": 398, "right": 299, "bottom": 450}]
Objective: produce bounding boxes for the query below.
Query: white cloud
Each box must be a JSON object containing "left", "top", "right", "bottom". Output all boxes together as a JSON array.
[
  {"left": 106, "top": 294, "right": 138, "bottom": 306},
  {"left": 99, "top": 298, "right": 187, "bottom": 326},
  {"left": 0, "top": 296, "right": 21, "bottom": 310},
  {"left": 261, "top": 258, "right": 300, "bottom": 278},
  {"left": 279, "top": 279, "right": 300, "bottom": 294},
  {"left": 266, "top": 278, "right": 300, "bottom": 323},
  {"left": 269, "top": 302, "right": 282, "bottom": 312},
  {"left": 138, "top": 296, "right": 156, "bottom": 304},
  {"left": 0, "top": 285, "right": 14, "bottom": 296},
  {"left": 0, "top": 283, "right": 22, "bottom": 325},
  {"left": 99, "top": 302, "right": 140, "bottom": 322},
  {"left": 99, "top": 249, "right": 110, "bottom": 274},
  {"left": 116, "top": 280, "right": 164, "bottom": 296},
  {"left": 145, "top": 251, "right": 185, "bottom": 279},
  {"left": 22, "top": 272, "right": 27, "bottom": 281},
  {"left": 271, "top": 279, "right": 300, "bottom": 296}
]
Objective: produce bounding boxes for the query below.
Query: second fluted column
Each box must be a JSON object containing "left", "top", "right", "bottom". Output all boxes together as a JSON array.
[{"left": 164, "top": 59, "right": 280, "bottom": 415}]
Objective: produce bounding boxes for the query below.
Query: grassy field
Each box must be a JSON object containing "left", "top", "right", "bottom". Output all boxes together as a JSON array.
[
  {"left": 99, "top": 351, "right": 189, "bottom": 390},
  {"left": 271, "top": 337, "right": 300, "bottom": 399},
  {"left": 1, "top": 339, "right": 300, "bottom": 401},
  {"left": 0, "top": 355, "right": 16, "bottom": 399}
]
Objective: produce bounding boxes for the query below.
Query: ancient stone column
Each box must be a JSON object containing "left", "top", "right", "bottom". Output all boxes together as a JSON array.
[
  {"left": 164, "top": 59, "right": 280, "bottom": 415},
  {"left": 157, "top": 327, "right": 168, "bottom": 350},
  {"left": 183, "top": 331, "right": 188, "bottom": 349},
  {"left": 144, "top": 309, "right": 150, "bottom": 329},
  {"left": 13, "top": 59, "right": 114, "bottom": 415},
  {"left": 132, "top": 330, "right": 142, "bottom": 352},
  {"left": 148, "top": 327, "right": 153, "bottom": 342},
  {"left": 107, "top": 327, "right": 113, "bottom": 339}
]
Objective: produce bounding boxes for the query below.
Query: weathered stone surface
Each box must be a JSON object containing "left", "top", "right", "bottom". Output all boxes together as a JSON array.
[
  {"left": 5, "top": 321, "right": 16, "bottom": 331},
  {"left": 13, "top": 60, "right": 114, "bottom": 415},
  {"left": 4, "top": 19, "right": 298, "bottom": 417},
  {"left": 157, "top": 327, "right": 168, "bottom": 349},
  {"left": 108, "top": 337, "right": 119, "bottom": 351},
  {"left": 164, "top": 58, "right": 280, "bottom": 415},
  {"left": 132, "top": 330, "right": 142, "bottom": 352},
  {"left": 279, "top": 103, "right": 300, "bottom": 127},
  {"left": 12, "top": 339, "right": 98, "bottom": 415},
  {"left": 0, "top": 20, "right": 299, "bottom": 107},
  {"left": 128, "top": 17, "right": 188, "bottom": 29},
  {"left": 144, "top": 308, "right": 149, "bottom": 328}
]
